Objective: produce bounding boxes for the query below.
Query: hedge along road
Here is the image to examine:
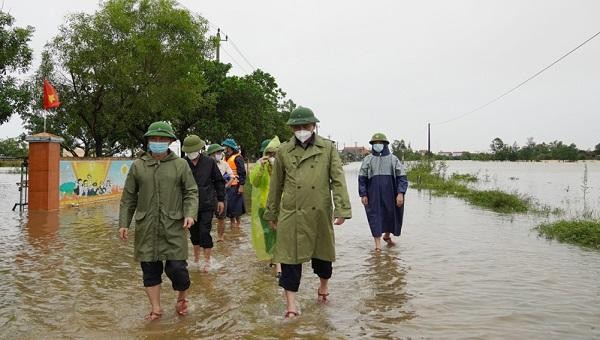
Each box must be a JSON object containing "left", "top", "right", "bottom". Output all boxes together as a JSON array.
[{"left": 0, "top": 163, "right": 598, "bottom": 338}]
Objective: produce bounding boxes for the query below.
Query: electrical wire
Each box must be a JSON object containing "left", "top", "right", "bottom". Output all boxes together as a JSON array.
[
  {"left": 228, "top": 38, "right": 256, "bottom": 71},
  {"left": 433, "top": 29, "right": 600, "bottom": 125},
  {"left": 221, "top": 45, "right": 249, "bottom": 74}
]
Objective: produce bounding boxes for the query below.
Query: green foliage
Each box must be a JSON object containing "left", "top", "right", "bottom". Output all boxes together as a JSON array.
[
  {"left": 536, "top": 220, "right": 600, "bottom": 249},
  {"left": 488, "top": 137, "right": 584, "bottom": 161},
  {"left": 0, "top": 11, "right": 34, "bottom": 124},
  {"left": 18, "top": 0, "right": 293, "bottom": 157},
  {"left": 407, "top": 160, "right": 531, "bottom": 213},
  {"left": 0, "top": 136, "right": 28, "bottom": 158}
]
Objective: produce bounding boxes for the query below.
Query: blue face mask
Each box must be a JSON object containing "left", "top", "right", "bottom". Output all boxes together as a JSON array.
[
  {"left": 148, "top": 141, "right": 170, "bottom": 154},
  {"left": 372, "top": 143, "right": 384, "bottom": 153}
]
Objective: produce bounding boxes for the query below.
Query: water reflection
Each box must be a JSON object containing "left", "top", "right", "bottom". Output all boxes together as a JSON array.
[{"left": 1, "top": 166, "right": 600, "bottom": 338}]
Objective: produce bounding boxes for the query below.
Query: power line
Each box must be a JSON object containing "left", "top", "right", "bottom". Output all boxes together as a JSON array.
[
  {"left": 433, "top": 29, "right": 600, "bottom": 125},
  {"left": 228, "top": 38, "right": 256, "bottom": 71},
  {"left": 221, "top": 45, "right": 249, "bottom": 74},
  {"left": 177, "top": 3, "right": 256, "bottom": 72}
]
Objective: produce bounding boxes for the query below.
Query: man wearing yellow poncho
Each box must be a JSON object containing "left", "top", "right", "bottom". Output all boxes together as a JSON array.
[{"left": 249, "top": 136, "right": 281, "bottom": 276}]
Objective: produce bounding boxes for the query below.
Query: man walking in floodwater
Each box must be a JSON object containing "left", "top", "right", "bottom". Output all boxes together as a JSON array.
[
  {"left": 263, "top": 106, "right": 351, "bottom": 319},
  {"left": 182, "top": 134, "right": 225, "bottom": 272},
  {"left": 118, "top": 121, "right": 198, "bottom": 321},
  {"left": 359, "top": 133, "right": 408, "bottom": 252}
]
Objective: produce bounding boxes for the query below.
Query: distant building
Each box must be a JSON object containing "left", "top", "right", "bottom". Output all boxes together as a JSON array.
[{"left": 342, "top": 146, "right": 370, "bottom": 157}]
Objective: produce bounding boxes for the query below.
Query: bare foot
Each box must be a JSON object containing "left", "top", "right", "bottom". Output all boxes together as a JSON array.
[
  {"left": 383, "top": 237, "right": 396, "bottom": 247},
  {"left": 317, "top": 289, "right": 329, "bottom": 304},
  {"left": 176, "top": 299, "right": 189, "bottom": 316},
  {"left": 145, "top": 310, "right": 162, "bottom": 321},
  {"left": 284, "top": 310, "right": 299, "bottom": 319}
]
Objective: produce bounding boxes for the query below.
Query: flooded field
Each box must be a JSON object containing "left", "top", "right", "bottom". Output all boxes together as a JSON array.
[
  {"left": 1, "top": 162, "right": 599, "bottom": 338},
  {"left": 443, "top": 160, "right": 600, "bottom": 217}
]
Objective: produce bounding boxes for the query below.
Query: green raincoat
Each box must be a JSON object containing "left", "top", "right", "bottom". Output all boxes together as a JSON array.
[
  {"left": 249, "top": 137, "right": 281, "bottom": 261},
  {"left": 263, "top": 135, "right": 351, "bottom": 264},
  {"left": 119, "top": 152, "right": 198, "bottom": 262}
]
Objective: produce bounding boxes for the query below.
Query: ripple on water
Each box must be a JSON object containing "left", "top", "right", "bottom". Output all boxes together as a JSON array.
[{"left": 1, "top": 166, "right": 600, "bottom": 338}]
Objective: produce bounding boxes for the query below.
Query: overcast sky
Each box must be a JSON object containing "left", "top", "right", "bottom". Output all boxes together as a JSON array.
[{"left": 1, "top": 0, "right": 599, "bottom": 152}]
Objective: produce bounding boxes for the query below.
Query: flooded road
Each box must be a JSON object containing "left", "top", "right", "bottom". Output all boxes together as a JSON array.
[{"left": 1, "top": 163, "right": 599, "bottom": 338}]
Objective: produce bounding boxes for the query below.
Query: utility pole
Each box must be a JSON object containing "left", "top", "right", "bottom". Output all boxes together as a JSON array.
[
  {"left": 427, "top": 122, "right": 431, "bottom": 155},
  {"left": 215, "top": 28, "right": 228, "bottom": 62}
]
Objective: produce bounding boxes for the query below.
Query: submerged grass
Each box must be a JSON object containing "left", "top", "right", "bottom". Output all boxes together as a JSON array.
[
  {"left": 407, "top": 160, "right": 530, "bottom": 214},
  {"left": 536, "top": 219, "right": 600, "bottom": 249}
]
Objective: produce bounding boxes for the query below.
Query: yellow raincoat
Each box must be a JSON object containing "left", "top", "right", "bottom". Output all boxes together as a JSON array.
[{"left": 249, "top": 137, "right": 280, "bottom": 260}]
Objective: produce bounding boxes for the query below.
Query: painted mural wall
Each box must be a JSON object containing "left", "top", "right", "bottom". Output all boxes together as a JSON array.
[{"left": 59, "top": 159, "right": 133, "bottom": 206}]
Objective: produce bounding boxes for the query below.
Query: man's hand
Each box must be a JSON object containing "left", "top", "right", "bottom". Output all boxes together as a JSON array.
[
  {"left": 119, "top": 227, "right": 128, "bottom": 241},
  {"left": 333, "top": 217, "right": 345, "bottom": 226},
  {"left": 396, "top": 193, "right": 405, "bottom": 207},
  {"left": 361, "top": 196, "right": 368, "bottom": 206},
  {"left": 238, "top": 185, "right": 244, "bottom": 194},
  {"left": 217, "top": 202, "right": 225, "bottom": 214},
  {"left": 183, "top": 217, "right": 195, "bottom": 229},
  {"left": 269, "top": 220, "right": 278, "bottom": 229}
]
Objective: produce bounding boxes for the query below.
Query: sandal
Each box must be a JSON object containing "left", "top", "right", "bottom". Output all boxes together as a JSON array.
[
  {"left": 383, "top": 237, "right": 396, "bottom": 247},
  {"left": 317, "top": 289, "right": 330, "bottom": 303},
  {"left": 145, "top": 311, "right": 162, "bottom": 321},
  {"left": 284, "top": 310, "right": 298, "bottom": 319},
  {"left": 176, "top": 298, "right": 189, "bottom": 316},
  {"left": 374, "top": 247, "right": 382, "bottom": 253}
]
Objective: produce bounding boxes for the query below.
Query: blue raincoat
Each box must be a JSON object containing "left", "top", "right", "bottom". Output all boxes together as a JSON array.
[{"left": 358, "top": 145, "right": 408, "bottom": 237}]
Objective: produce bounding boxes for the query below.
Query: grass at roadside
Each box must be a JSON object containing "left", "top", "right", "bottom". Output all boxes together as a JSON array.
[
  {"left": 407, "top": 160, "right": 530, "bottom": 214},
  {"left": 536, "top": 219, "right": 600, "bottom": 249}
]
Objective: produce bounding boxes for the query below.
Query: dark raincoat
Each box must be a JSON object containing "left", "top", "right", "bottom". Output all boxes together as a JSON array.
[{"left": 358, "top": 145, "right": 408, "bottom": 237}]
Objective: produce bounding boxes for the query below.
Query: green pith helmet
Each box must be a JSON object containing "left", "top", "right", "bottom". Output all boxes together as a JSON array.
[
  {"left": 259, "top": 139, "right": 271, "bottom": 153},
  {"left": 144, "top": 121, "right": 177, "bottom": 139},
  {"left": 206, "top": 143, "right": 224, "bottom": 155},
  {"left": 369, "top": 132, "right": 389, "bottom": 145},
  {"left": 181, "top": 135, "right": 206, "bottom": 153},
  {"left": 222, "top": 138, "right": 239, "bottom": 150},
  {"left": 286, "top": 106, "right": 320, "bottom": 126}
]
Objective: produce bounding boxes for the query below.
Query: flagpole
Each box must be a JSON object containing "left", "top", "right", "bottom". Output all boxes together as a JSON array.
[{"left": 43, "top": 110, "right": 47, "bottom": 132}]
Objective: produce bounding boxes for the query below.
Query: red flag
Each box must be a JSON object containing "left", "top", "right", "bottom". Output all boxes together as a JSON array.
[{"left": 43, "top": 79, "right": 61, "bottom": 110}]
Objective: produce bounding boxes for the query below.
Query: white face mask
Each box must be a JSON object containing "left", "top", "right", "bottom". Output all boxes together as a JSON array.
[
  {"left": 294, "top": 130, "right": 313, "bottom": 143},
  {"left": 214, "top": 153, "right": 223, "bottom": 161},
  {"left": 372, "top": 143, "right": 384, "bottom": 153},
  {"left": 187, "top": 151, "right": 200, "bottom": 160}
]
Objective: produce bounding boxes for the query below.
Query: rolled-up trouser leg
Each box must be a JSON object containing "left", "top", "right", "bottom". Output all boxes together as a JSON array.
[
  {"left": 198, "top": 210, "right": 214, "bottom": 249},
  {"left": 164, "top": 260, "right": 190, "bottom": 291},
  {"left": 279, "top": 263, "right": 302, "bottom": 292},
  {"left": 311, "top": 258, "right": 332, "bottom": 280},
  {"left": 140, "top": 261, "right": 164, "bottom": 287}
]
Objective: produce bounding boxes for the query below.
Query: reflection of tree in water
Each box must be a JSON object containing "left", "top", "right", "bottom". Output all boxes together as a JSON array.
[{"left": 362, "top": 253, "right": 415, "bottom": 329}]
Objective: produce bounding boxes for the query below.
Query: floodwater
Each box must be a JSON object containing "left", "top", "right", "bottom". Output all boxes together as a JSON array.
[
  {"left": 1, "top": 162, "right": 599, "bottom": 339},
  {"left": 442, "top": 160, "right": 600, "bottom": 217}
]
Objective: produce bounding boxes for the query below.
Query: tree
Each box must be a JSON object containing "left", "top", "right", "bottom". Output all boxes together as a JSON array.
[
  {"left": 595, "top": 143, "right": 600, "bottom": 156},
  {"left": 0, "top": 136, "right": 28, "bottom": 157},
  {"left": 490, "top": 137, "right": 504, "bottom": 153},
  {"left": 0, "top": 11, "right": 34, "bottom": 125},
  {"left": 21, "top": 0, "right": 213, "bottom": 156}
]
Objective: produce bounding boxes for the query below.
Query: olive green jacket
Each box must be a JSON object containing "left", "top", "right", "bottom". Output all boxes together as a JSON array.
[
  {"left": 119, "top": 152, "right": 198, "bottom": 262},
  {"left": 263, "top": 135, "right": 351, "bottom": 264}
]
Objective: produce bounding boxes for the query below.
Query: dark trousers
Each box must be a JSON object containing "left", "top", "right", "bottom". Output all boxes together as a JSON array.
[
  {"left": 190, "top": 210, "right": 214, "bottom": 248},
  {"left": 140, "top": 260, "right": 190, "bottom": 291},
  {"left": 279, "top": 258, "right": 332, "bottom": 292}
]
